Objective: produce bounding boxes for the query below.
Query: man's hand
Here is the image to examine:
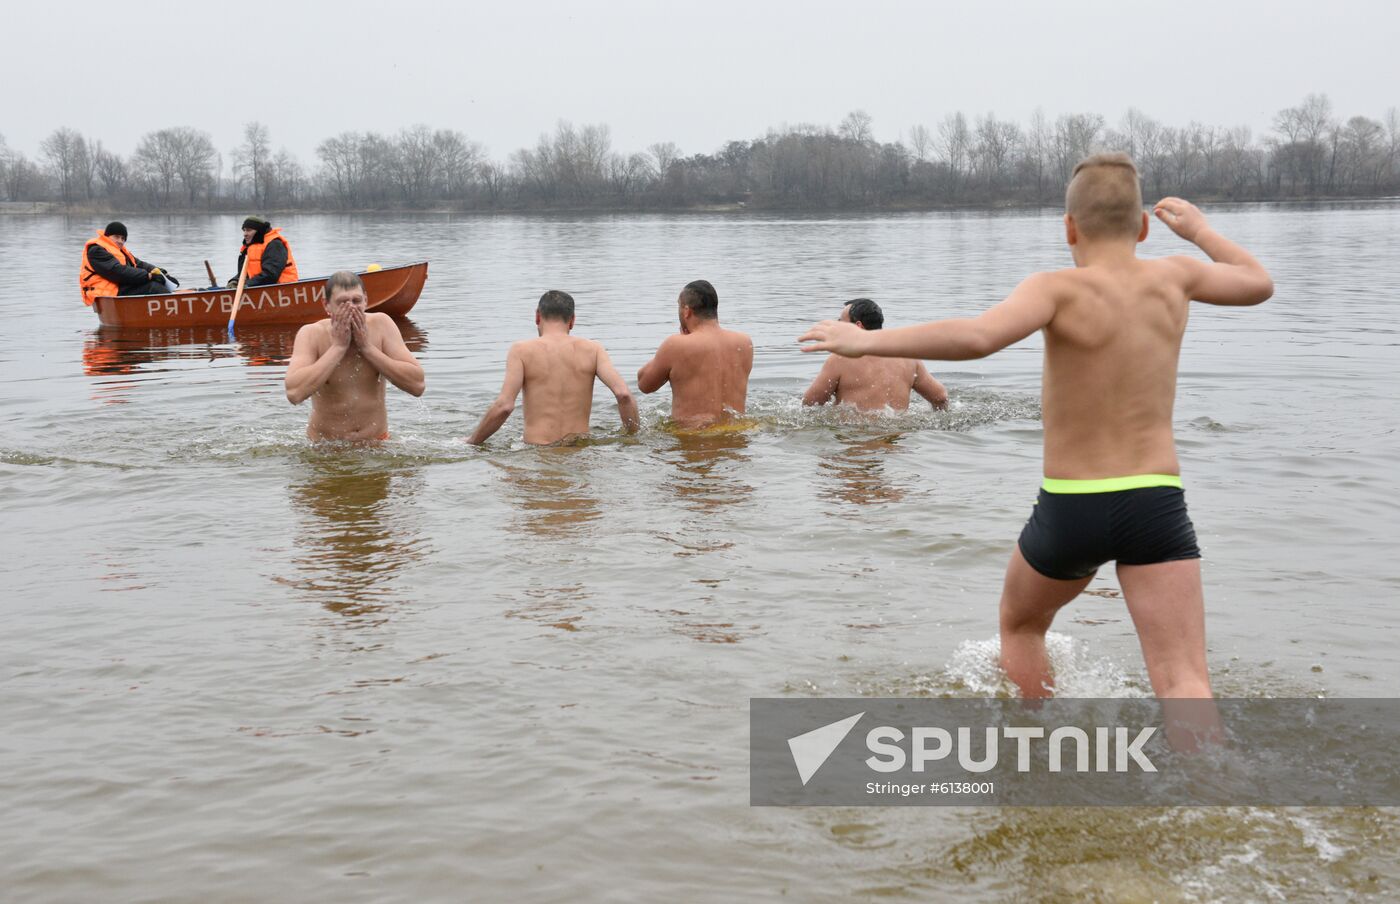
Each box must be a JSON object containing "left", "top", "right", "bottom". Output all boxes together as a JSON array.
[
  {"left": 349, "top": 307, "right": 369, "bottom": 348},
  {"left": 1153, "top": 197, "right": 1209, "bottom": 243},
  {"left": 330, "top": 305, "right": 353, "bottom": 349},
  {"left": 798, "top": 320, "right": 871, "bottom": 357}
]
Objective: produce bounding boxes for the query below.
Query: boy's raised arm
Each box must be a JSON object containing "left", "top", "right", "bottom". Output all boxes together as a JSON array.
[
  {"left": 799, "top": 273, "right": 1058, "bottom": 361},
  {"left": 1154, "top": 197, "right": 1274, "bottom": 306}
]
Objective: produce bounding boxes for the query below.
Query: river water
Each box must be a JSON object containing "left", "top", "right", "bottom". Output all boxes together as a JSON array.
[{"left": 3, "top": 206, "right": 1398, "bottom": 901}]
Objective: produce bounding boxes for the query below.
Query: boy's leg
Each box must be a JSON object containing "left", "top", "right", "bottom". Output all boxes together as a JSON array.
[
  {"left": 1115, "top": 559, "right": 1213, "bottom": 699},
  {"left": 999, "top": 547, "right": 1093, "bottom": 697}
]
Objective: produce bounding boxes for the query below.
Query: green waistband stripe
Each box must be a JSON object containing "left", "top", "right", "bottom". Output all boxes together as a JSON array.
[{"left": 1041, "top": 474, "right": 1183, "bottom": 494}]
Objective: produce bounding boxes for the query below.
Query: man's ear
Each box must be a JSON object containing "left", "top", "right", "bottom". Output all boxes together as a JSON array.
[
  {"left": 1137, "top": 210, "right": 1149, "bottom": 243},
  {"left": 855, "top": 322, "right": 867, "bottom": 331},
  {"left": 534, "top": 310, "right": 542, "bottom": 327},
  {"left": 567, "top": 315, "right": 576, "bottom": 330},
  {"left": 1064, "top": 214, "right": 1078, "bottom": 246}
]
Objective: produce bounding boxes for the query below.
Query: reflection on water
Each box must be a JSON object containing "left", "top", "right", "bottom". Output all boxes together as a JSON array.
[
  {"left": 492, "top": 452, "right": 601, "bottom": 539},
  {"left": 280, "top": 455, "right": 428, "bottom": 618},
  {"left": 81, "top": 319, "right": 429, "bottom": 397},
  {"left": 656, "top": 429, "right": 754, "bottom": 514},
  {"left": 817, "top": 431, "right": 908, "bottom": 507}
]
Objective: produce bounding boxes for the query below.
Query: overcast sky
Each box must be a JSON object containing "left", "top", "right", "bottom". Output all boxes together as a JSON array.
[{"left": 6, "top": 0, "right": 1396, "bottom": 161}]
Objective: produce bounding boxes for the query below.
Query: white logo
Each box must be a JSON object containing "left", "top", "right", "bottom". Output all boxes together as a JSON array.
[{"left": 787, "top": 712, "right": 865, "bottom": 785}]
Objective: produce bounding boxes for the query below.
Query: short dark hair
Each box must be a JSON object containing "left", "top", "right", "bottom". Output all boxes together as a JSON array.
[
  {"left": 537, "top": 289, "right": 575, "bottom": 322},
  {"left": 104, "top": 221, "right": 127, "bottom": 238},
  {"left": 845, "top": 297, "right": 884, "bottom": 330},
  {"left": 679, "top": 279, "right": 718, "bottom": 319},
  {"left": 325, "top": 270, "right": 364, "bottom": 299}
]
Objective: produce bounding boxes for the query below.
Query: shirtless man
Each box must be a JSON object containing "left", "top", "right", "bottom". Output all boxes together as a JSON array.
[
  {"left": 284, "top": 270, "right": 425, "bottom": 442},
  {"left": 802, "top": 298, "right": 948, "bottom": 411},
  {"left": 468, "top": 290, "right": 638, "bottom": 445},
  {"left": 800, "top": 153, "right": 1273, "bottom": 704},
  {"left": 637, "top": 279, "right": 754, "bottom": 428}
]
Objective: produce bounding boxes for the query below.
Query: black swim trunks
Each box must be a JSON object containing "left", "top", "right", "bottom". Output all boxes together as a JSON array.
[{"left": 1017, "top": 475, "right": 1201, "bottom": 581}]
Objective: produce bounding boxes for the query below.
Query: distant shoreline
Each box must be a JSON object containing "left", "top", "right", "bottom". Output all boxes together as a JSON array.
[{"left": 8, "top": 195, "right": 1400, "bottom": 218}]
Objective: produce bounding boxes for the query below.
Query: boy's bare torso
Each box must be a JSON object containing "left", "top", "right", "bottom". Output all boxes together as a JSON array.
[
  {"left": 517, "top": 334, "right": 605, "bottom": 444},
  {"left": 300, "top": 314, "right": 398, "bottom": 442},
  {"left": 664, "top": 327, "right": 753, "bottom": 428},
  {"left": 1040, "top": 258, "right": 1192, "bottom": 479}
]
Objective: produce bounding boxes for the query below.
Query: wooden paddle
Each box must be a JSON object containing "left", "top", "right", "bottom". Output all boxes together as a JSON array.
[
  {"left": 204, "top": 260, "right": 218, "bottom": 288},
  {"left": 226, "top": 255, "right": 250, "bottom": 339}
]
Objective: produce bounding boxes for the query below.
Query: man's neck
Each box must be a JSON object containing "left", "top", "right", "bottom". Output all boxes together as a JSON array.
[
  {"left": 1073, "top": 239, "right": 1138, "bottom": 268},
  {"left": 685, "top": 317, "right": 721, "bottom": 333},
  {"left": 539, "top": 322, "right": 571, "bottom": 338}
]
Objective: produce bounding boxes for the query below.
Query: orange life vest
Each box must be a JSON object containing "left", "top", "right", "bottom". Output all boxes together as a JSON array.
[
  {"left": 241, "top": 227, "right": 299, "bottom": 284},
  {"left": 79, "top": 232, "right": 139, "bottom": 306}
]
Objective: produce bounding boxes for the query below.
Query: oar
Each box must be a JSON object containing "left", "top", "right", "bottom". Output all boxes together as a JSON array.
[
  {"left": 226, "top": 256, "right": 250, "bottom": 339},
  {"left": 205, "top": 260, "right": 218, "bottom": 288}
]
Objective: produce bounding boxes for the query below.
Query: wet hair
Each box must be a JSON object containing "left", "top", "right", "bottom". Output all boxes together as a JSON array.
[
  {"left": 679, "top": 279, "right": 718, "bottom": 319},
  {"left": 1065, "top": 152, "right": 1144, "bottom": 240},
  {"left": 845, "top": 297, "right": 884, "bottom": 330},
  {"left": 104, "top": 221, "right": 127, "bottom": 238},
  {"left": 537, "top": 289, "right": 575, "bottom": 322},
  {"left": 325, "top": 270, "right": 364, "bottom": 300}
]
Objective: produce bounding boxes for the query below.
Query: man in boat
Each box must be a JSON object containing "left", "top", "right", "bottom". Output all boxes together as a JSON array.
[
  {"left": 228, "top": 216, "right": 299, "bottom": 287},
  {"left": 800, "top": 154, "right": 1273, "bottom": 713},
  {"left": 284, "top": 270, "right": 425, "bottom": 442},
  {"left": 79, "top": 221, "right": 176, "bottom": 305},
  {"left": 637, "top": 279, "right": 753, "bottom": 429},
  {"left": 468, "top": 290, "right": 639, "bottom": 445},
  {"left": 802, "top": 298, "right": 949, "bottom": 411}
]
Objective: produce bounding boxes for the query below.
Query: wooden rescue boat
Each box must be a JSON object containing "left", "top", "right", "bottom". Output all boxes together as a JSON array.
[{"left": 90, "top": 261, "right": 428, "bottom": 328}]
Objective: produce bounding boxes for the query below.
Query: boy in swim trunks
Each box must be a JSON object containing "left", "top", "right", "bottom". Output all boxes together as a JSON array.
[
  {"left": 285, "top": 270, "right": 426, "bottom": 442},
  {"left": 800, "top": 153, "right": 1273, "bottom": 700}
]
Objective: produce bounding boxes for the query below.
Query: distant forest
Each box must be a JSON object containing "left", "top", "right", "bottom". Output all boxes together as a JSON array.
[{"left": 5, "top": 95, "right": 1397, "bottom": 213}]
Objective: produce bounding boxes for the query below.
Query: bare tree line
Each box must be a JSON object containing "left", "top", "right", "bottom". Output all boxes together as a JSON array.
[{"left": 5, "top": 94, "right": 1398, "bottom": 212}]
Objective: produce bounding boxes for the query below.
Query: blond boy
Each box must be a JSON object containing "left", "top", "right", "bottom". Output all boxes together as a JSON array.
[{"left": 799, "top": 153, "right": 1273, "bottom": 700}]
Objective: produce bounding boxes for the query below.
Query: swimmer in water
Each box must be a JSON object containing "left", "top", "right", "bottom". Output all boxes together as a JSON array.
[
  {"left": 800, "top": 154, "right": 1273, "bottom": 706},
  {"left": 638, "top": 279, "right": 754, "bottom": 429},
  {"left": 468, "top": 290, "right": 639, "bottom": 445},
  {"left": 802, "top": 298, "right": 948, "bottom": 411},
  {"left": 284, "top": 270, "right": 425, "bottom": 442}
]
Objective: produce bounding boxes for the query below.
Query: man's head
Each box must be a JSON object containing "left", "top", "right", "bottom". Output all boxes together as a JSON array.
[
  {"left": 677, "top": 279, "right": 718, "bottom": 331},
  {"left": 1064, "top": 153, "right": 1147, "bottom": 245},
  {"left": 536, "top": 289, "right": 575, "bottom": 332},
  {"left": 242, "top": 215, "right": 271, "bottom": 244},
  {"left": 841, "top": 297, "right": 884, "bottom": 330},
  {"left": 104, "top": 221, "right": 128, "bottom": 247},
  {"left": 324, "top": 270, "right": 366, "bottom": 312}
]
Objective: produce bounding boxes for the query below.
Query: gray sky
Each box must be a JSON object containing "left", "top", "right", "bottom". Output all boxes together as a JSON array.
[{"left": 6, "top": 0, "right": 1396, "bottom": 161}]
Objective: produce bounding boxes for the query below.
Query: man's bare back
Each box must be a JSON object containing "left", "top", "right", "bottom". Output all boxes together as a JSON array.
[
  {"left": 638, "top": 281, "right": 753, "bottom": 429},
  {"left": 285, "top": 275, "right": 425, "bottom": 442},
  {"left": 469, "top": 293, "right": 638, "bottom": 445}
]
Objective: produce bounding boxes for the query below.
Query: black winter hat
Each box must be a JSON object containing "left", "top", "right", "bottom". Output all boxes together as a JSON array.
[
  {"left": 242, "top": 216, "right": 271, "bottom": 231},
  {"left": 104, "top": 221, "right": 128, "bottom": 239}
]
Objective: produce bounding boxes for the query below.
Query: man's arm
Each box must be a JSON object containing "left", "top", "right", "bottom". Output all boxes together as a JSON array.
[
  {"left": 637, "top": 336, "right": 676, "bottom": 394},
  {"left": 87, "top": 245, "right": 153, "bottom": 288},
  {"left": 468, "top": 345, "right": 525, "bottom": 445},
  {"left": 799, "top": 273, "right": 1059, "bottom": 361},
  {"left": 355, "top": 312, "right": 426, "bottom": 397},
  {"left": 594, "top": 345, "right": 640, "bottom": 433},
  {"left": 801, "top": 356, "right": 841, "bottom": 406},
  {"left": 912, "top": 363, "right": 949, "bottom": 409},
  {"left": 1154, "top": 198, "right": 1273, "bottom": 306},
  {"left": 285, "top": 320, "right": 347, "bottom": 405}
]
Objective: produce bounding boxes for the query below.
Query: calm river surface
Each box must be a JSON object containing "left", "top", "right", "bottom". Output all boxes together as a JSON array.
[{"left": 3, "top": 206, "right": 1398, "bottom": 901}]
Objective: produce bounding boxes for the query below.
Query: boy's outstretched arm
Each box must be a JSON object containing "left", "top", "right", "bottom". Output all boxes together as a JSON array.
[
  {"left": 1154, "top": 197, "right": 1274, "bottom": 306},
  {"left": 799, "top": 273, "right": 1059, "bottom": 361},
  {"left": 468, "top": 346, "right": 525, "bottom": 445}
]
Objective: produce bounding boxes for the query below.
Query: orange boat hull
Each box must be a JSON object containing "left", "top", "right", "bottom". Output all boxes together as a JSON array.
[{"left": 91, "top": 261, "right": 428, "bottom": 328}]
